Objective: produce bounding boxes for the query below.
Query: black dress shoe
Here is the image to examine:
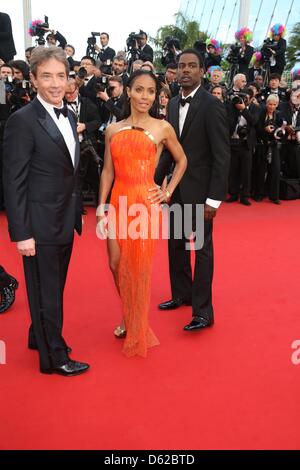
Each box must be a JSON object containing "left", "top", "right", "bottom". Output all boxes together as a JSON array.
[
  {"left": 184, "top": 316, "right": 214, "bottom": 331},
  {"left": 240, "top": 197, "right": 252, "bottom": 206},
  {"left": 158, "top": 298, "right": 192, "bottom": 310},
  {"left": 28, "top": 342, "right": 72, "bottom": 354},
  {"left": 225, "top": 195, "right": 238, "bottom": 203},
  {"left": 270, "top": 199, "right": 281, "bottom": 205},
  {"left": 41, "top": 360, "right": 90, "bottom": 376}
]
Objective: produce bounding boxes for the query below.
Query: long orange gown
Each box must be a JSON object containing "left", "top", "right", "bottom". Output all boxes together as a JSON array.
[{"left": 109, "top": 126, "right": 160, "bottom": 357}]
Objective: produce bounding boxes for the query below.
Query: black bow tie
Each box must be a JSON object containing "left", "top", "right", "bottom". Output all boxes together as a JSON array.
[
  {"left": 180, "top": 96, "right": 192, "bottom": 107},
  {"left": 54, "top": 105, "right": 68, "bottom": 119},
  {"left": 68, "top": 101, "right": 78, "bottom": 105}
]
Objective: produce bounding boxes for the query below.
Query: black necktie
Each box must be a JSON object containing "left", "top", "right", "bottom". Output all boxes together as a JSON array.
[
  {"left": 180, "top": 96, "right": 192, "bottom": 107},
  {"left": 54, "top": 105, "right": 68, "bottom": 119}
]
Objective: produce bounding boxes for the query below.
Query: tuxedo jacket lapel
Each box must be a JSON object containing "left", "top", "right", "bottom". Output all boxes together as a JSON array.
[
  {"left": 180, "top": 87, "right": 203, "bottom": 142},
  {"left": 170, "top": 95, "right": 180, "bottom": 139},
  {"left": 34, "top": 98, "right": 78, "bottom": 171}
]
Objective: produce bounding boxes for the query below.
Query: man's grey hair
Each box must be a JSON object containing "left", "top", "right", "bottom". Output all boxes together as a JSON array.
[
  {"left": 233, "top": 73, "right": 246, "bottom": 85},
  {"left": 30, "top": 46, "right": 69, "bottom": 77}
]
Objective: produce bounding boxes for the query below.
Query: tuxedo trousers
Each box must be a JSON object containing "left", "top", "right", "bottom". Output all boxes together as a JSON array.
[
  {"left": 23, "top": 241, "right": 73, "bottom": 371},
  {"left": 168, "top": 198, "right": 214, "bottom": 323}
]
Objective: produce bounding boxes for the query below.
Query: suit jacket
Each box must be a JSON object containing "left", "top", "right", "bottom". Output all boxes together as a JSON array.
[
  {"left": 155, "top": 87, "right": 231, "bottom": 204},
  {"left": 78, "top": 96, "right": 102, "bottom": 141},
  {"left": 227, "top": 101, "right": 260, "bottom": 151},
  {"left": 273, "top": 38, "right": 286, "bottom": 72},
  {"left": 3, "top": 98, "right": 82, "bottom": 245},
  {"left": 0, "top": 12, "right": 16, "bottom": 62},
  {"left": 139, "top": 44, "right": 154, "bottom": 63},
  {"left": 79, "top": 76, "right": 98, "bottom": 104},
  {"left": 98, "top": 46, "right": 116, "bottom": 64},
  {"left": 238, "top": 45, "right": 254, "bottom": 79}
]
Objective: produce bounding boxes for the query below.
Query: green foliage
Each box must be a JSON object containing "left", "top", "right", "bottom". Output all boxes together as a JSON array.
[{"left": 286, "top": 22, "right": 300, "bottom": 70}]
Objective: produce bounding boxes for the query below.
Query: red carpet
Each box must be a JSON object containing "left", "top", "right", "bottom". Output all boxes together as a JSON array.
[{"left": 1, "top": 201, "right": 300, "bottom": 450}]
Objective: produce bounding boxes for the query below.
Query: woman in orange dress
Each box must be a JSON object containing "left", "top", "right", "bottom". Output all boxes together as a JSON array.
[{"left": 97, "top": 70, "right": 187, "bottom": 358}]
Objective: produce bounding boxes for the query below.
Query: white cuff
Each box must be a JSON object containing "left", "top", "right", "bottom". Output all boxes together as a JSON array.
[{"left": 205, "top": 198, "right": 222, "bottom": 209}]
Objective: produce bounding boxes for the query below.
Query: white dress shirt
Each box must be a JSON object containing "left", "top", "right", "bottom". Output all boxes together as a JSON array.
[
  {"left": 179, "top": 86, "right": 221, "bottom": 209},
  {"left": 37, "top": 94, "right": 76, "bottom": 166}
]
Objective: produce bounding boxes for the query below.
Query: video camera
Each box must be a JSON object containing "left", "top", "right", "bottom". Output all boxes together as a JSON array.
[
  {"left": 86, "top": 32, "right": 100, "bottom": 58},
  {"left": 34, "top": 16, "right": 49, "bottom": 46},
  {"left": 126, "top": 32, "right": 143, "bottom": 50},
  {"left": 227, "top": 43, "right": 241, "bottom": 63},
  {"left": 261, "top": 38, "right": 278, "bottom": 62},
  {"left": 9, "top": 80, "right": 32, "bottom": 109},
  {"left": 163, "top": 36, "right": 181, "bottom": 52}
]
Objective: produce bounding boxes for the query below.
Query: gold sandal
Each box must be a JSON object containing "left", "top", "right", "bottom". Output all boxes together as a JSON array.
[{"left": 114, "top": 326, "right": 127, "bottom": 339}]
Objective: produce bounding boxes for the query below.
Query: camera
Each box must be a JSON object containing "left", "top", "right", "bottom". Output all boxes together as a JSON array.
[
  {"left": 266, "top": 118, "right": 286, "bottom": 142},
  {"left": 236, "top": 126, "right": 248, "bottom": 139},
  {"left": 9, "top": 80, "right": 32, "bottom": 109},
  {"left": 126, "top": 32, "right": 142, "bottom": 50},
  {"left": 4, "top": 76, "right": 14, "bottom": 94},
  {"left": 227, "top": 43, "right": 241, "bottom": 63},
  {"left": 86, "top": 32, "right": 100, "bottom": 57},
  {"left": 35, "top": 16, "right": 49, "bottom": 46},
  {"left": 231, "top": 92, "right": 248, "bottom": 106},
  {"left": 261, "top": 38, "right": 278, "bottom": 62},
  {"left": 77, "top": 67, "right": 88, "bottom": 80},
  {"left": 95, "top": 76, "right": 109, "bottom": 93},
  {"left": 163, "top": 36, "right": 181, "bottom": 52}
]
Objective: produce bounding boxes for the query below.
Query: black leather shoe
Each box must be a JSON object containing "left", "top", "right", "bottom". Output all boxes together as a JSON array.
[
  {"left": 225, "top": 195, "right": 238, "bottom": 203},
  {"left": 184, "top": 316, "right": 214, "bottom": 331},
  {"left": 0, "top": 286, "right": 16, "bottom": 314},
  {"left": 28, "top": 342, "right": 72, "bottom": 354},
  {"left": 240, "top": 197, "right": 252, "bottom": 206},
  {"left": 40, "top": 360, "right": 90, "bottom": 376},
  {"left": 270, "top": 199, "right": 281, "bottom": 205},
  {"left": 158, "top": 298, "right": 192, "bottom": 310}
]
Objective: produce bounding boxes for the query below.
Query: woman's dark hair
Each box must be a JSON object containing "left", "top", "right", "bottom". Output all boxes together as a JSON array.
[{"left": 122, "top": 70, "right": 160, "bottom": 119}]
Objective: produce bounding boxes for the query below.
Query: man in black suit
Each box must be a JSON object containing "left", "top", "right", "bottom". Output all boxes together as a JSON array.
[
  {"left": 137, "top": 31, "right": 154, "bottom": 63},
  {"left": 65, "top": 78, "right": 102, "bottom": 204},
  {"left": 155, "top": 49, "right": 230, "bottom": 331},
  {"left": 0, "top": 12, "right": 16, "bottom": 62},
  {"left": 96, "top": 32, "right": 115, "bottom": 65},
  {"left": 78, "top": 56, "right": 98, "bottom": 104},
  {"left": 3, "top": 47, "right": 89, "bottom": 376}
]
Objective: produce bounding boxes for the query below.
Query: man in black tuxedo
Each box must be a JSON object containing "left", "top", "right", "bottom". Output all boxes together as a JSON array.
[
  {"left": 3, "top": 47, "right": 89, "bottom": 376},
  {"left": 96, "top": 32, "right": 115, "bottom": 65},
  {"left": 65, "top": 78, "right": 102, "bottom": 204},
  {"left": 0, "top": 12, "right": 16, "bottom": 62},
  {"left": 78, "top": 56, "right": 98, "bottom": 104},
  {"left": 155, "top": 49, "right": 230, "bottom": 331},
  {"left": 137, "top": 31, "right": 154, "bottom": 63}
]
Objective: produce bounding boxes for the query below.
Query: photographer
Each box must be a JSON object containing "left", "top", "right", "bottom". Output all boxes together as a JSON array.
[
  {"left": 96, "top": 75, "right": 124, "bottom": 124},
  {"left": 260, "top": 73, "right": 287, "bottom": 105},
  {"left": 228, "top": 73, "right": 247, "bottom": 96},
  {"left": 161, "top": 37, "right": 181, "bottom": 67},
  {"left": 65, "top": 78, "right": 102, "bottom": 206},
  {"left": 7, "top": 60, "right": 33, "bottom": 112},
  {"left": 268, "top": 24, "right": 287, "bottom": 76},
  {"left": 77, "top": 56, "right": 98, "bottom": 104},
  {"left": 205, "top": 38, "right": 222, "bottom": 70},
  {"left": 137, "top": 30, "right": 153, "bottom": 63},
  {"left": 95, "top": 32, "right": 116, "bottom": 65},
  {"left": 207, "top": 66, "right": 226, "bottom": 89},
  {"left": 253, "top": 94, "right": 284, "bottom": 203},
  {"left": 248, "top": 51, "right": 264, "bottom": 83},
  {"left": 46, "top": 28, "right": 67, "bottom": 49},
  {"left": 65, "top": 44, "right": 76, "bottom": 71},
  {"left": 164, "top": 62, "right": 180, "bottom": 97},
  {"left": 25, "top": 46, "right": 35, "bottom": 65},
  {"left": 112, "top": 55, "right": 129, "bottom": 86},
  {"left": 226, "top": 87, "right": 260, "bottom": 206},
  {"left": 279, "top": 80, "right": 300, "bottom": 179},
  {"left": 228, "top": 28, "right": 254, "bottom": 82}
]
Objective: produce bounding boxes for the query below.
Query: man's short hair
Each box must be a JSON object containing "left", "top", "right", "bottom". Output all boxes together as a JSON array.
[
  {"left": 30, "top": 46, "right": 69, "bottom": 77},
  {"left": 108, "top": 76, "right": 123, "bottom": 85},
  {"left": 166, "top": 63, "right": 177, "bottom": 70},
  {"left": 269, "top": 73, "right": 281, "bottom": 81},
  {"left": 46, "top": 33, "right": 56, "bottom": 42},
  {"left": 233, "top": 73, "right": 246, "bottom": 85},
  {"left": 0, "top": 63, "right": 13, "bottom": 72},
  {"left": 66, "top": 44, "right": 75, "bottom": 55},
  {"left": 113, "top": 55, "right": 127, "bottom": 64},
  {"left": 101, "top": 32, "right": 109, "bottom": 40},
  {"left": 25, "top": 46, "right": 35, "bottom": 54},
  {"left": 81, "top": 56, "right": 96, "bottom": 66},
  {"left": 178, "top": 49, "right": 204, "bottom": 69},
  {"left": 139, "top": 30, "right": 147, "bottom": 39}
]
